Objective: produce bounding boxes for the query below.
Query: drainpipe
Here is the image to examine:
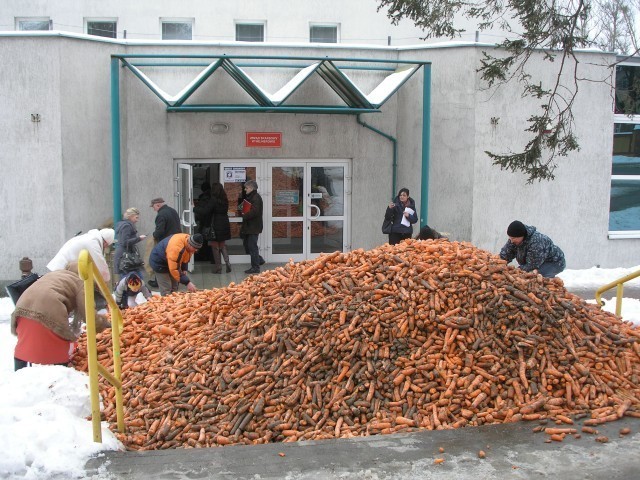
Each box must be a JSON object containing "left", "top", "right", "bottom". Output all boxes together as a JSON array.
[
  {"left": 356, "top": 115, "right": 397, "bottom": 200},
  {"left": 421, "top": 64, "right": 431, "bottom": 227},
  {"left": 111, "top": 56, "right": 122, "bottom": 223}
]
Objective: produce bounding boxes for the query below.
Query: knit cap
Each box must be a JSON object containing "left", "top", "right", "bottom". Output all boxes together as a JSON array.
[
  {"left": 188, "top": 234, "right": 204, "bottom": 249},
  {"left": 507, "top": 221, "right": 527, "bottom": 238}
]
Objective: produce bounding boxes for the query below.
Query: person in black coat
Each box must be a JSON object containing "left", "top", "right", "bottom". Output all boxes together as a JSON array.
[
  {"left": 239, "top": 180, "right": 265, "bottom": 274},
  {"left": 194, "top": 182, "right": 232, "bottom": 273},
  {"left": 150, "top": 198, "right": 181, "bottom": 242},
  {"left": 385, "top": 188, "right": 418, "bottom": 245}
]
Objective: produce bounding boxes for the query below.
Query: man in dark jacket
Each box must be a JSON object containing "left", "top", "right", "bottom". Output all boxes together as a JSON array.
[
  {"left": 149, "top": 198, "right": 182, "bottom": 288},
  {"left": 151, "top": 197, "right": 182, "bottom": 242},
  {"left": 239, "top": 180, "right": 265, "bottom": 274},
  {"left": 499, "top": 220, "right": 566, "bottom": 278}
]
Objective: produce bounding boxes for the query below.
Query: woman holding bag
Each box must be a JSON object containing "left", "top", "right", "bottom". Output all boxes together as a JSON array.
[
  {"left": 384, "top": 188, "right": 418, "bottom": 245},
  {"left": 194, "top": 182, "right": 232, "bottom": 273},
  {"left": 114, "top": 207, "right": 146, "bottom": 277}
]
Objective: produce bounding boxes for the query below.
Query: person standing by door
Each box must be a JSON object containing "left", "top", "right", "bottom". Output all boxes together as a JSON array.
[
  {"left": 149, "top": 198, "right": 181, "bottom": 287},
  {"left": 194, "top": 182, "right": 232, "bottom": 273},
  {"left": 151, "top": 198, "right": 181, "bottom": 242},
  {"left": 384, "top": 188, "right": 418, "bottom": 245},
  {"left": 239, "top": 180, "right": 265, "bottom": 274}
]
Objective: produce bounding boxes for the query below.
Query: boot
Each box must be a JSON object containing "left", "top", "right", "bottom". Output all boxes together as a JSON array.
[
  {"left": 221, "top": 245, "right": 232, "bottom": 273},
  {"left": 211, "top": 246, "right": 222, "bottom": 274}
]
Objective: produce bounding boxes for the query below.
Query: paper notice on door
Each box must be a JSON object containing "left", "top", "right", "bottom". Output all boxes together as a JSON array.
[{"left": 401, "top": 207, "right": 414, "bottom": 227}]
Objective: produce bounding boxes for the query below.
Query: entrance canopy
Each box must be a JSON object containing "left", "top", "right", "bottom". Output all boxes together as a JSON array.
[
  {"left": 114, "top": 53, "right": 427, "bottom": 113},
  {"left": 110, "top": 53, "right": 431, "bottom": 228}
]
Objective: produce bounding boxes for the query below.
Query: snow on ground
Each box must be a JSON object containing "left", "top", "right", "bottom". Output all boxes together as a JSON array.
[{"left": 0, "top": 265, "right": 639, "bottom": 479}]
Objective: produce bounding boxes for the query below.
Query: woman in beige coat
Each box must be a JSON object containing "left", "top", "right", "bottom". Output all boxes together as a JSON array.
[{"left": 11, "top": 263, "right": 109, "bottom": 371}]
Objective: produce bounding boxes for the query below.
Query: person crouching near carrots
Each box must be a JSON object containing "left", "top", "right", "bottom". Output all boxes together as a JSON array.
[
  {"left": 385, "top": 188, "right": 418, "bottom": 245},
  {"left": 11, "top": 262, "right": 110, "bottom": 371},
  {"left": 115, "top": 271, "right": 152, "bottom": 309},
  {"left": 149, "top": 233, "right": 203, "bottom": 296}
]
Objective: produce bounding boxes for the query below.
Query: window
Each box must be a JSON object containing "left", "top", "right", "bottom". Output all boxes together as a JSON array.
[
  {"left": 161, "top": 19, "right": 193, "bottom": 40},
  {"left": 615, "top": 65, "right": 640, "bottom": 115},
  {"left": 16, "top": 17, "right": 50, "bottom": 31},
  {"left": 86, "top": 20, "right": 117, "bottom": 38},
  {"left": 236, "top": 23, "right": 265, "bottom": 42},
  {"left": 310, "top": 24, "right": 338, "bottom": 43},
  {"left": 609, "top": 122, "right": 640, "bottom": 234},
  {"left": 611, "top": 62, "right": 640, "bottom": 237}
]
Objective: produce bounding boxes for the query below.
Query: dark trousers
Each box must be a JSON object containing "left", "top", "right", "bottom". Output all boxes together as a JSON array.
[
  {"left": 537, "top": 261, "right": 565, "bottom": 278},
  {"left": 243, "top": 234, "right": 261, "bottom": 269},
  {"left": 388, "top": 232, "right": 412, "bottom": 245}
]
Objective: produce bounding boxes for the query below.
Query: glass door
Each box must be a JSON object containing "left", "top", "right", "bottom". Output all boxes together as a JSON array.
[
  {"left": 306, "top": 163, "right": 349, "bottom": 258},
  {"left": 218, "top": 162, "right": 262, "bottom": 260},
  {"left": 269, "top": 164, "right": 306, "bottom": 262},
  {"left": 176, "top": 163, "right": 195, "bottom": 270},
  {"left": 268, "top": 161, "right": 350, "bottom": 262}
]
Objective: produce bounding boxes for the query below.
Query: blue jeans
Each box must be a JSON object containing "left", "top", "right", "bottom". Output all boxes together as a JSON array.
[
  {"left": 243, "top": 234, "right": 260, "bottom": 269},
  {"left": 537, "top": 261, "right": 565, "bottom": 278}
]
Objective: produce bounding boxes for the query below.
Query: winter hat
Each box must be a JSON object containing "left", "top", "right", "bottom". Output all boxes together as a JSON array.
[
  {"left": 507, "top": 221, "right": 527, "bottom": 238},
  {"left": 188, "top": 233, "right": 204, "bottom": 249},
  {"left": 100, "top": 228, "right": 115, "bottom": 245},
  {"left": 127, "top": 273, "right": 142, "bottom": 292}
]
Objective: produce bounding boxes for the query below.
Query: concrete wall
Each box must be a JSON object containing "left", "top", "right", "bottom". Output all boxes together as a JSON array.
[
  {"left": 0, "top": 33, "right": 635, "bottom": 280},
  {"left": 0, "top": 37, "right": 65, "bottom": 279},
  {"left": 0, "top": 0, "right": 507, "bottom": 44}
]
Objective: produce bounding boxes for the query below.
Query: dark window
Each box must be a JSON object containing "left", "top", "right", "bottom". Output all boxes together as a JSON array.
[
  {"left": 18, "top": 19, "right": 50, "bottom": 31},
  {"left": 236, "top": 24, "right": 264, "bottom": 42},
  {"left": 310, "top": 25, "right": 337, "bottom": 43},
  {"left": 87, "top": 21, "right": 117, "bottom": 38},
  {"left": 162, "top": 22, "right": 192, "bottom": 40},
  {"left": 615, "top": 65, "right": 640, "bottom": 115}
]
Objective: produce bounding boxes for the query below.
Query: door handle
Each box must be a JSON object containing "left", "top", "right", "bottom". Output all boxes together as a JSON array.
[
  {"left": 181, "top": 210, "right": 194, "bottom": 227},
  {"left": 309, "top": 204, "right": 321, "bottom": 220}
]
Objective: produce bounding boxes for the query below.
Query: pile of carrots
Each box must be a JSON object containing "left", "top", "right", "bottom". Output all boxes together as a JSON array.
[{"left": 73, "top": 239, "right": 640, "bottom": 450}]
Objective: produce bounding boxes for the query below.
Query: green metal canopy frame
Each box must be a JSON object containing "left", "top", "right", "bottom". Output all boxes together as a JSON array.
[{"left": 110, "top": 53, "right": 431, "bottom": 228}]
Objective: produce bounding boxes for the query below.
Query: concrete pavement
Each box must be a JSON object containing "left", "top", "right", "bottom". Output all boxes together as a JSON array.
[{"left": 84, "top": 416, "right": 640, "bottom": 479}]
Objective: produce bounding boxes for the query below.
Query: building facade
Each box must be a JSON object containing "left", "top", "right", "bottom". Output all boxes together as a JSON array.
[{"left": 0, "top": 2, "right": 636, "bottom": 280}]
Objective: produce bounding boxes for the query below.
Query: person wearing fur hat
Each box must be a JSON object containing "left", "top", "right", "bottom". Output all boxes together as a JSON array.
[
  {"left": 149, "top": 233, "right": 203, "bottom": 295},
  {"left": 499, "top": 220, "right": 566, "bottom": 278},
  {"left": 11, "top": 262, "right": 110, "bottom": 371},
  {"left": 47, "top": 228, "right": 115, "bottom": 282},
  {"left": 114, "top": 271, "right": 152, "bottom": 309}
]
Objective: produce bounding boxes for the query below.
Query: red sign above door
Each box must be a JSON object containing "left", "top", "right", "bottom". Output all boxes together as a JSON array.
[{"left": 246, "top": 132, "right": 282, "bottom": 148}]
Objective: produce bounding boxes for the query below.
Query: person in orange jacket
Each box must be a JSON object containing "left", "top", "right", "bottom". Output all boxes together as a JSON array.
[{"left": 149, "top": 233, "right": 203, "bottom": 296}]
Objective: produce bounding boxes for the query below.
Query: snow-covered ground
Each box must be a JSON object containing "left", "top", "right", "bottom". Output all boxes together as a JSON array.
[{"left": 1, "top": 266, "right": 640, "bottom": 479}]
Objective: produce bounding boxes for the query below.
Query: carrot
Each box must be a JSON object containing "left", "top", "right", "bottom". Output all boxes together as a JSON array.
[{"left": 70, "top": 240, "right": 640, "bottom": 452}]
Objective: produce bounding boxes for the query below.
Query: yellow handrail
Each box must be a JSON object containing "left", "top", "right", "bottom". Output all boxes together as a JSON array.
[
  {"left": 77, "top": 249, "right": 125, "bottom": 443},
  {"left": 594, "top": 268, "right": 640, "bottom": 317}
]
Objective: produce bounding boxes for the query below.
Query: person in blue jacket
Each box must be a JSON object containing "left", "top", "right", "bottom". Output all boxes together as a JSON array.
[
  {"left": 384, "top": 188, "right": 418, "bottom": 245},
  {"left": 499, "top": 220, "right": 566, "bottom": 278}
]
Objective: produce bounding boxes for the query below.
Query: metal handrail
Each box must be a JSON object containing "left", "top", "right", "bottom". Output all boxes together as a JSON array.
[
  {"left": 77, "top": 249, "right": 125, "bottom": 443},
  {"left": 594, "top": 269, "right": 640, "bottom": 317}
]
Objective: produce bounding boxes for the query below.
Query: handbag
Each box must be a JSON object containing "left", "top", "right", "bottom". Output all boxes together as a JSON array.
[
  {"left": 5, "top": 272, "right": 40, "bottom": 305},
  {"left": 203, "top": 214, "right": 217, "bottom": 241},
  {"left": 382, "top": 212, "right": 394, "bottom": 235},
  {"left": 119, "top": 246, "right": 144, "bottom": 272}
]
